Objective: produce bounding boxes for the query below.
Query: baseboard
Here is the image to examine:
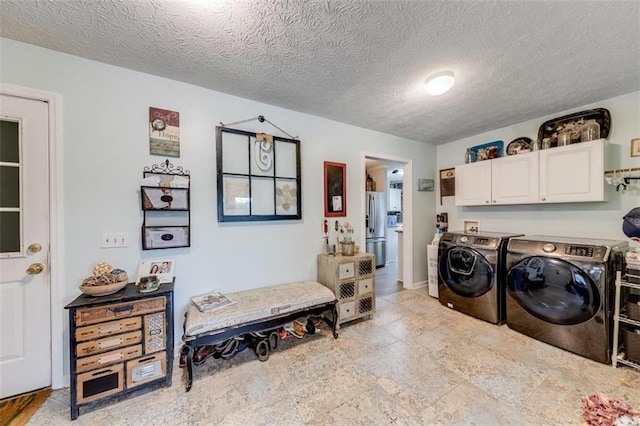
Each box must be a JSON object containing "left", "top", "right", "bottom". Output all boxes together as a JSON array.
[{"left": 403, "top": 280, "right": 427, "bottom": 290}]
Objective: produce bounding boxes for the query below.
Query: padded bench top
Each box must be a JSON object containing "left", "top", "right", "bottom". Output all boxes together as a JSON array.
[{"left": 184, "top": 281, "right": 335, "bottom": 338}]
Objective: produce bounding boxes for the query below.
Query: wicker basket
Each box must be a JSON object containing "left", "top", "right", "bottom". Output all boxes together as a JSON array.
[
  {"left": 624, "top": 294, "right": 640, "bottom": 321},
  {"left": 623, "top": 329, "right": 640, "bottom": 364}
]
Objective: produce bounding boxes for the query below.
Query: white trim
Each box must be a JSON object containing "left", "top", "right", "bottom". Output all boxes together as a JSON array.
[
  {"left": 361, "top": 152, "right": 413, "bottom": 288},
  {"left": 1, "top": 83, "right": 65, "bottom": 389}
]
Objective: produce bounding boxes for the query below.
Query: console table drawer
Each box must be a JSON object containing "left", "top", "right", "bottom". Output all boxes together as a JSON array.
[
  {"left": 75, "top": 297, "right": 165, "bottom": 326},
  {"left": 338, "top": 262, "right": 355, "bottom": 280},
  {"left": 76, "top": 331, "right": 142, "bottom": 357},
  {"left": 76, "top": 344, "right": 142, "bottom": 373},
  {"left": 75, "top": 317, "right": 141, "bottom": 342},
  {"left": 358, "top": 278, "right": 373, "bottom": 295}
]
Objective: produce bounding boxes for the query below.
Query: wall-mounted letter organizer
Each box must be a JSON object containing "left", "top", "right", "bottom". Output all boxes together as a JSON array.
[{"left": 140, "top": 159, "right": 190, "bottom": 250}]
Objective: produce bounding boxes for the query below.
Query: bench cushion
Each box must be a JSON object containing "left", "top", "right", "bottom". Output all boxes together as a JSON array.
[{"left": 184, "top": 281, "right": 335, "bottom": 338}]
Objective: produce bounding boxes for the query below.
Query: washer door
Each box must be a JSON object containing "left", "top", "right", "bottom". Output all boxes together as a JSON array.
[
  {"left": 507, "top": 256, "right": 601, "bottom": 325},
  {"left": 439, "top": 246, "right": 494, "bottom": 297}
]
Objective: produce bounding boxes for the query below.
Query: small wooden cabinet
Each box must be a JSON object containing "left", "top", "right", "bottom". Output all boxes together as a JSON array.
[
  {"left": 455, "top": 138, "right": 604, "bottom": 206},
  {"left": 65, "top": 283, "right": 174, "bottom": 420},
  {"left": 317, "top": 253, "right": 375, "bottom": 326}
]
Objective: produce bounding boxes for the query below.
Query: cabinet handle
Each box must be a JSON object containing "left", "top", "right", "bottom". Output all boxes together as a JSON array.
[
  {"left": 485, "top": 200, "right": 489, "bottom": 204},
  {"left": 492, "top": 200, "right": 496, "bottom": 203},
  {"left": 541, "top": 198, "right": 546, "bottom": 201}
]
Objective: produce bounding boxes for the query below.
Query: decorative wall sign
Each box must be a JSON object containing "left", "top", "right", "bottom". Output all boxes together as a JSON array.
[
  {"left": 439, "top": 168, "right": 455, "bottom": 205},
  {"left": 149, "top": 107, "right": 180, "bottom": 157},
  {"left": 631, "top": 138, "right": 640, "bottom": 157},
  {"left": 216, "top": 126, "right": 301, "bottom": 222},
  {"left": 324, "top": 161, "right": 346, "bottom": 217},
  {"left": 417, "top": 178, "right": 434, "bottom": 192}
]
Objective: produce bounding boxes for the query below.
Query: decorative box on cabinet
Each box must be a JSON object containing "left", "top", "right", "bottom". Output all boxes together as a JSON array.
[
  {"left": 317, "top": 253, "right": 375, "bottom": 326},
  {"left": 455, "top": 138, "right": 604, "bottom": 206},
  {"left": 65, "top": 282, "right": 174, "bottom": 420}
]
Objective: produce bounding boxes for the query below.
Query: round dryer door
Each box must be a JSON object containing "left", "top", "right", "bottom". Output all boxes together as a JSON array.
[
  {"left": 506, "top": 256, "right": 601, "bottom": 325},
  {"left": 439, "top": 247, "right": 494, "bottom": 297}
]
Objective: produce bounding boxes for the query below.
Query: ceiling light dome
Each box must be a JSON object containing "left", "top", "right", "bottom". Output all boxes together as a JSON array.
[{"left": 424, "top": 71, "right": 455, "bottom": 96}]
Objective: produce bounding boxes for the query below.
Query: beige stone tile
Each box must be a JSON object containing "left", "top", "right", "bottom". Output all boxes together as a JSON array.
[
  {"left": 286, "top": 364, "right": 377, "bottom": 422},
  {"left": 309, "top": 385, "right": 420, "bottom": 425},
  {"left": 418, "top": 381, "right": 538, "bottom": 426},
  {"left": 215, "top": 392, "right": 305, "bottom": 426},
  {"left": 434, "top": 338, "right": 547, "bottom": 409}
]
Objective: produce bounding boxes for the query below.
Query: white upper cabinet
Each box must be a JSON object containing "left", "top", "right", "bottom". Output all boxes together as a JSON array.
[
  {"left": 491, "top": 153, "right": 539, "bottom": 204},
  {"left": 388, "top": 188, "right": 402, "bottom": 211},
  {"left": 539, "top": 139, "right": 604, "bottom": 203},
  {"left": 455, "top": 139, "right": 604, "bottom": 206},
  {"left": 455, "top": 160, "right": 492, "bottom": 206}
]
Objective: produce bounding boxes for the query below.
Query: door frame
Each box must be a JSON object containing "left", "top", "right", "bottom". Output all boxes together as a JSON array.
[
  {"left": 1, "top": 83, "right": 65, "bottom": 389},
  {"left": 361, "top": 152, "right": 414, "bottom": 289}
]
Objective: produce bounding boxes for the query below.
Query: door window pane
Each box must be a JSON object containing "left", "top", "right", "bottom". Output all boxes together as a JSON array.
[
  {"left": 0, "top": 211, "right": 20, "bottom": 253},
  {"left": 507, "top": 256, "right": 600, "bottom": 325},
  {"left": 439, "top": 247, "right": 494, "bottom": 297},
  {"left": 0, "top": 166, "right": 20, "bottom": 208},
  {"left": 0, "top": 120, "right": 19, "bottom": 163}
]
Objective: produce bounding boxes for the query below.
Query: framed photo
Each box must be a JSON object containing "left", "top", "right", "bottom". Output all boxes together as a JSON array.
[
  {"left": 216, "top": 126, "right": 301, "bottom": 222},
  {"left": 417, "top": 178, "right": 434, "bottom": 192},
  {"left": 631, "top": 138, "right": 640, "bottom": 157},
  {"left": 142, "top": 226, "right": 190, "bottom": 250},
  {"left": 324, "top": 161, "right": 346, "bottom": 217},
  {"left": 136, "top": 258, "right": 175, "bottom": 285}
]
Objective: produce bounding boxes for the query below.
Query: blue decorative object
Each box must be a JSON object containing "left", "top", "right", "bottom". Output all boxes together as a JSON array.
[
  {"left": 469, "top": 140, "right": 504, "bottom": 161},
  {"left": 623, "top": 207, "right": 640, "bottom": 241}
]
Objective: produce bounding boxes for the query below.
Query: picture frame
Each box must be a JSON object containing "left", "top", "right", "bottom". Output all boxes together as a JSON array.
[
  {"left": 631, "top": 138, "right": 640, "bottom": 157},
  {"left": 216, "top": 126, "right": 301, "bottom": 222},
  {"left": 417, "top": 178, "right": 434, "bottom": 192},
  {"left": 136, "top": 258, "right": 175, "bottom": 285},
  {"left": 324, "top": 161, "right": 346, "bottom": 217}
]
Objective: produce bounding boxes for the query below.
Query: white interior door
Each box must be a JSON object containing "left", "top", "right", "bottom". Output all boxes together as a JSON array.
[{"left": 0, "top": 94, "right": 51, "bottom": 398}]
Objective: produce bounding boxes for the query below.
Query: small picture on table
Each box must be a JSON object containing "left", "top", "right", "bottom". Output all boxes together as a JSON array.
[{"left": 136, "top": 258, "right": 175, "bottom": 285}]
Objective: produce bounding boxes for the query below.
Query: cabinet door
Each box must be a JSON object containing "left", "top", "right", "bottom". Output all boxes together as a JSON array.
[
  {"left": 491, "top": 152, "right": 539, "bottom": 204},
  {"left": 455, "top": 161, "right": 492, "bottom": 206},
  {"left": 539, "top": 139, "right": 604, "bottom": 203},
  {"left": 388, "top": 188, "right": 402, "bottom": 211}
]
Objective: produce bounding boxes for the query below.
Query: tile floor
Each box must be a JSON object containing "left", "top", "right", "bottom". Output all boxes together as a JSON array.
[{"left": 30, "top": 287, "right": 640, "bottom": 425}]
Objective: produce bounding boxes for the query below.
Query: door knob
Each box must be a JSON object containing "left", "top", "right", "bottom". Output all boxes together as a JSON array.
[
  {"left": 28, "top": 243, "right": 42, "bottom": 253},
  {"left": 26, "top": 263, "right": 45, "bottom": 275}
]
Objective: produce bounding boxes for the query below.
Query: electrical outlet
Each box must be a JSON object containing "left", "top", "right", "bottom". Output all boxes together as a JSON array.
[{"left": 101, "top": 232, "right": 129, "bottom": 248}]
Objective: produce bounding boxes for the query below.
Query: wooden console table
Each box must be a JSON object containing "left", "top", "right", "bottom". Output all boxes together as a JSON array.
[{"left": 64, "top": 282, "right": 174, "bottom": 419}]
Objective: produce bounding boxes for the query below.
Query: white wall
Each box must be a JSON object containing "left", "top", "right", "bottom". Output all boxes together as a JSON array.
[
  {"left": 436, "top": 91, "right": 640, "bottom": 248},
  {"left": 0, "top": 38, "right": 437, "bottom": 379}
]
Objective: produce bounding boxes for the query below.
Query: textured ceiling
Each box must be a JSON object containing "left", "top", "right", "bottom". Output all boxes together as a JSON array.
[{"left": 1, "top": 0, "right": 639, "bottom": 145}]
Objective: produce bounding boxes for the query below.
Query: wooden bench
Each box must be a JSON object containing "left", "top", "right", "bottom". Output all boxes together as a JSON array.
[{"left": 180, "top": 281, "right": 338, "bottom": 391}]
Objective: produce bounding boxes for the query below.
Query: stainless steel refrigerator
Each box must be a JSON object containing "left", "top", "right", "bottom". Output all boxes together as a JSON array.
[{"left": 365, "top": 191, "right": 386, "bottom": 267}]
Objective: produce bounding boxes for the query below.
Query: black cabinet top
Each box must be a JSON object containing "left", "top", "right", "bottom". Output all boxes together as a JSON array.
[{"left": 65, "top": 282, "right": 174, "bottom": 309}]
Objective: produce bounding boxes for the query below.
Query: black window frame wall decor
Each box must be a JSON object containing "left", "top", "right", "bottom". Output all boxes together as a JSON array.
[{"left": 216, "top": 126, "right": 302, "bottom": 222}]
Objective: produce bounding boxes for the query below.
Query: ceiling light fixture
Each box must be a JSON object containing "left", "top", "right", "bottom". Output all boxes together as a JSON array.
[{"left": 424, "top": 71, "right": 455, "bottom": 96}]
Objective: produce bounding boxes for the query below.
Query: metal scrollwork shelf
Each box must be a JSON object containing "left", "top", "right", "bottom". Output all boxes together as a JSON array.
[{"left": 140, "top": 159, "right": 191, "bottom": 250}]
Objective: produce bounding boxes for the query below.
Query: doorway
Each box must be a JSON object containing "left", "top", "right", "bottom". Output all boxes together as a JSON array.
[
  {"left": 0, "top": 84, "right": 63, "bottom": 396},
  {"left": 363, "top": 154, "right": 412, "bottom": 295}
]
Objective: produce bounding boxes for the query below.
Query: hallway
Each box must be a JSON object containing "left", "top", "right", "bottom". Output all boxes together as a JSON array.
[{"left": 375, "top": 262, "right": 403, "bottom": 297}]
